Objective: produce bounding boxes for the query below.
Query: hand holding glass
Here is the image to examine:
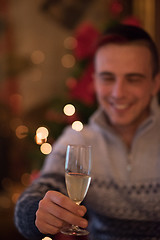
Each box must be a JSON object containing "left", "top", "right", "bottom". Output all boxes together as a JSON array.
[{"left": 60, "top": 144, "right": 92, "bottom": 236}]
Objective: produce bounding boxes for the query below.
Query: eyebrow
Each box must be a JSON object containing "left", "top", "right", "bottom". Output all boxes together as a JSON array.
[
  {"left": 95, "top": 71, "right": 114, "bottom": 77},
  {"left": 125, "top": 73, "right": 146, "bottom": 78},
  {"left": 95, "top": 72, "right": 146, "bottom": 78}
]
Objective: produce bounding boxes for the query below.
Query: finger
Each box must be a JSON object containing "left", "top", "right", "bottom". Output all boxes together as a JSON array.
[
  {"left": 41, "top": 191, "right": 88, "bottom": 228},
  {"left": 36, "top": 208, "right": 64, "bottom": 229},
  {"left": 46, "top": 191, "right": 86, "bottom": 216},
  {"left": 35, "top": 219, "right": 60, "bottom": 235},
  {"left": 48, "top": 200, "right": 88, "bottom": 229},
  {"left": 79, "top": 205, "right": 87, "bottom": 216}
]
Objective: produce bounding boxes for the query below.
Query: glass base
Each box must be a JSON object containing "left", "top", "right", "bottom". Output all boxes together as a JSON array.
[{"left": 60, "top": 225, "right": 89, "bottom": 236}]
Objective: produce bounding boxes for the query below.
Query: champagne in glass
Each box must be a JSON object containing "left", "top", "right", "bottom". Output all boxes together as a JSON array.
[
  {"left": 65, "top": 172, "right": 91, "bottom": 205},
  {"left": 61, "top": 144, "right": 92, "bottom": 236}
]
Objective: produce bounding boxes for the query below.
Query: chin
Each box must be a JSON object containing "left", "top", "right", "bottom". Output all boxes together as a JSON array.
[{"left": 109, "top": 118, "right": 133, "bottom": 128}]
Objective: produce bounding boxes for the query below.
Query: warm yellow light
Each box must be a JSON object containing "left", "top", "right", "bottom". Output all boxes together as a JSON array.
[
  {"left": 72, "top": 121, "right": 83, "bottom": 131},
  {"left": 35, "top": 134, "right": 47, "bottom": 145},
  {"left": 31, "top": 50, "right": 45, "bottom": 64},
  {"left": 61, "top": 54, "right": 75, "bottom": 68},
  {"left": 40, "top": 143, "right": 52, "bottom": 155},
  {"left": 42, "top": 237, "right": 52, "bottom": 240},
  {"left": 16, "top": 125, "right": 28, "bottom": 139},
  {"left": 64, "top": 36, "right": 77, "bottom": 49},
  {"left": 63, "top": 104, "right": 75, "bottom": 116},
  {"left": 36, "top": 127, "right": 49, "bottom": 139},
  {"left": 12, "top": 193, "right": 20, "bottom": 204}
]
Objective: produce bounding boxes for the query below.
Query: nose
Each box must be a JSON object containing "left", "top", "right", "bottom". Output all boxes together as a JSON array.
[{"left": 111, "top": 78, "right": 126, "bottom": 99}]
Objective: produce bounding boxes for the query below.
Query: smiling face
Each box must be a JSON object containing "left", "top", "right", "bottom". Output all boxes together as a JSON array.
[{"left": 94, "top": 43, "right": 160, "bottom": 130}]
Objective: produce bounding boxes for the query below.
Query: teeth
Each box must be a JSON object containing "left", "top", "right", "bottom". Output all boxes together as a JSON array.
[{"left": 114, "top": 104, "right": 128, "bottom": 110}]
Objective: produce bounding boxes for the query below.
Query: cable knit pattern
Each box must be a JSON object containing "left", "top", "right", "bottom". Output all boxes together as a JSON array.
[{"left": 14, "top": 98, "right": 160, "bottom": 240}]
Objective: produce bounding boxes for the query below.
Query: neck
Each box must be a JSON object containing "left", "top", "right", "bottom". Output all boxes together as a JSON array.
[
  {"left": 111, "top": 110, "right": 151, "bottom": 149},
  {"left": 102, "top": 106, "right": 152, "bottom": 148},
  {"left": 114, "top": 125, "right": 138, "bottom": 149}
]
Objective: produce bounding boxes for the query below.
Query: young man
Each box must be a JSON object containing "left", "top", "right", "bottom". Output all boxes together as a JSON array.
[{"left": 14, "top": 24, "right": 160, "bottom": 240}]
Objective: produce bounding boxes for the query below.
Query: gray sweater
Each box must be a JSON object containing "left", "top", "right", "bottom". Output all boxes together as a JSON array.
[{"left": 14, "top": 97, "right": 160, "bottom": 240}]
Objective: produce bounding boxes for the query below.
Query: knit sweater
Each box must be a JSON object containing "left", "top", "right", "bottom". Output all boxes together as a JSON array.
[{"left": 14, "top": 97, "right": 160, "bottom": 240}]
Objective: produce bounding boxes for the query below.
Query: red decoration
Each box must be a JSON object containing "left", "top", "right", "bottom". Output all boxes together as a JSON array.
[
  {"left": 69, "top": 63, "right": 95, "bottom": 105},
  {"left": 66, "top": 77, "right": 77, "bottom": 89},
  {"left": 73, "top": 22, "right": 100, "bottom": 60},
  {"left": 109, "top": 0, "right": 123, "bottom": 17},
  {"left": 121, "top": 16, "right": 142, "bottom": 27},
  {"left": 30, "top": 169, "right": 40, "bottom": 183}
]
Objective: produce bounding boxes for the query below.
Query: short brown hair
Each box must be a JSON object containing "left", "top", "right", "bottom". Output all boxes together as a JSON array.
[{"left": 95, "top": 24, "right": 159, "bottom": 77}]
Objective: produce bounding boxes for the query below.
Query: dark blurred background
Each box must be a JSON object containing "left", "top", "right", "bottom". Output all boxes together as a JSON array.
[{"left": 0, "top": 0, "right": 160, "bottom": 239}]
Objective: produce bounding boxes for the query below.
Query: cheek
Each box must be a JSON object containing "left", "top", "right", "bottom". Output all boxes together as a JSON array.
[
  {"left": 95, "top": 83, "right": 110, "bottom": 97},
  {"left": 133, "top": 87, "right": 154, "bottom": 109},
  {"left": 137, "top": 84, "right": 155, "bottom": 98},
  {"left": 95, "top": 86, "right": 106, "bottom": 104}
]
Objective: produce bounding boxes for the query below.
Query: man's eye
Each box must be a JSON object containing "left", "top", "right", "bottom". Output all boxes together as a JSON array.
[
  {"left": 127, "top": 77, "right": 142, "bottom": 83},
  {"left": 100, "top": 77, "right": 115, "bottom": 82}
]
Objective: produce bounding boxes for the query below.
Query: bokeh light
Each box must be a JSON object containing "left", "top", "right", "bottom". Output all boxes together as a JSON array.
[
  {"left": 21, "top": 173, "right": 31, "bottom": 186},
  {"left": 42, "top": 237, "right": 52, "bottom": 240},
  {"left": 15, "top": 125, "right": 28, "bottom": 139},
  {"left": 63, "top": 104, "right": 75, "bottom": 116},
  {"left": 36, "top": 127, "right": 49, "bottom": 139},
  {"left": 40, "top": 143, "right": 52, "bottom": 155},
  {"left": 12, "top": 193, "right": 20, "bottom": 204},
  {"left": 35, "top": 134, "right": 47, "bottom": 145},
  {"left": 72, "top": 121, "right": 83, "bottom": 131},
  {"left": 64, "top": 36, "right": 77, "bottom": 49},
  {"left": 31, "top": 50, "right": 45, "bottom": 64},
  {"left": 61, "top": 54, "right": 75, "bottom": 68}
]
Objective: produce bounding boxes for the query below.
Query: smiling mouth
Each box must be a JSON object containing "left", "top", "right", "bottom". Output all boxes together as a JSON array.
[{"left": 111, "top": 103, "right": 130, "bottom": 110}]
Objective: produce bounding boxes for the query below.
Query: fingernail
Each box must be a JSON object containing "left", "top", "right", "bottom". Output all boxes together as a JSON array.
[
  {"left": 78, "top": 209, "right": 85, "bottom": 216},
  {"left": 80, "top": 219, "right": 88, "bottom": 228}
]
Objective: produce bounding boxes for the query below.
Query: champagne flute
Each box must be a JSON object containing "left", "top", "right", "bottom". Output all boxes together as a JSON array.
[{"left": 60, "top": 144, "right": 92, "bottom": 236}]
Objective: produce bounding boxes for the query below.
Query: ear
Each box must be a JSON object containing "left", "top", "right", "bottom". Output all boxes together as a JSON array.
[{"left": 152, "top": 73, "right": 160, "bottom": 96}]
